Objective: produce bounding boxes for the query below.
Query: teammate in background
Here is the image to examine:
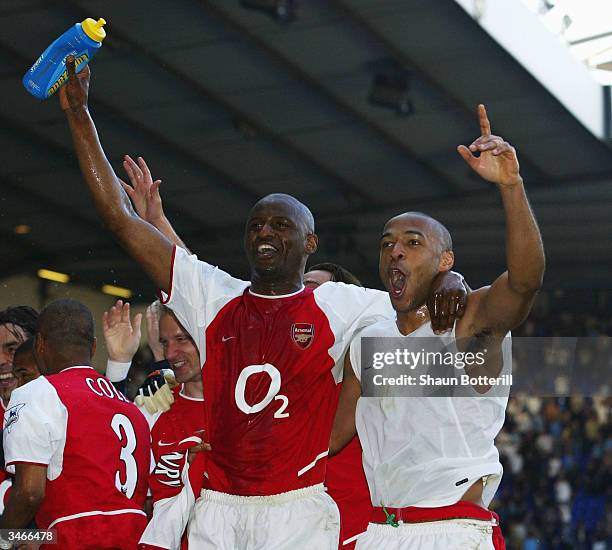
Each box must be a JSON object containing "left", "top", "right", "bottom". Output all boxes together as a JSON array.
[
  {"left": 0, "top": 306, "right": 38, "bottom": 411},
  {"left": 0, "top": 339, "right": 41, "bottom": 520},
  {"left": 304, "top": 263, "right": 362, "bottom": 288},
  {"left": 59, "top": 58, "right": 466, "bottom": 550},
  {"left": 11, "top": 339, "right": 40, "bottom": 388},
  {"left": 103, "top": 301, "right": 205, "bottom": 549},
  {"left": 0, "top": 306, "right": 38, "bottom": 523},
  {"left": 1, "top": 299, "right": 151, "bottom": 549},
  {"left": 103, "top": 299, "right": 143, "bottom": 394},
  {"left": 303, "top": 263, "right": 371, "bottom": 550},
  {"left": 331, "top": 106, "right": 545, "bottom": 549}
]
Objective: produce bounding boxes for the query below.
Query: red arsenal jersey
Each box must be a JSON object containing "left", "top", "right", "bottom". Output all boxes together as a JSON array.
[
  {"left": 161, "top": 246, "right": 393, "bottom": 496},
  {"left": 3, "top": 367, "right": 150, "bottom": 533},
  {"left": 327, "top": 435, "right": 371, "bottom": 548},
  {"left": 140, "top": 386, "right": 205, "bottom": 503},
  {"left": 139, "top": 386, "right": 204, "bottom": 550}
]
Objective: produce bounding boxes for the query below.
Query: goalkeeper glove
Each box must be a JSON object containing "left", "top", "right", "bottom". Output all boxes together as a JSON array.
[{"left": 135, "top": 368, "right": 178, "bottom": 414}]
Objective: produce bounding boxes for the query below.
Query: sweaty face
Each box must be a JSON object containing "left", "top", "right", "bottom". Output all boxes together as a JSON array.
[
  {"left": 159, "top": 313, "right": 201, "bottom": 385},
  {"left": 244, "top": 200, "right": 310, "bottom": 279},
  {"left": 303, "top": 270, "right": 333, "bottom": 289},
  {"left": 13, "top": 352, "right": 40, "bottom": 387},
  {"left": 379, "top": 215, "right": 451, "bottom": 312},
  {"left": 0, "top": 324, "right": 26, "bottom": 402}
]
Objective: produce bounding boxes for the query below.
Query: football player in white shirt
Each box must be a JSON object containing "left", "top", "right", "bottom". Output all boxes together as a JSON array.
[{"left": 330, "top": 105, "right": 545, "bottom": 550}]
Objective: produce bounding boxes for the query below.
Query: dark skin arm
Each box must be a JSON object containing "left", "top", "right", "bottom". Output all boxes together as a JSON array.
[
  {"left": 0, "top": 464, "right": 46, "bottom": 528},
  {"left": 456, "top": 105, "right": 544, "bottom": 339},
  {"left": 59, "top": 57, "right": 173, "bottom": 292},
  {"left": 428, "top": 271, "right": 468, "bottom": 333},
  {"left": 455, "top": 105, "right": 545, "bottom": 389},
  {"left": 329, "top": 354, "right": 361, "bottom": 456}
]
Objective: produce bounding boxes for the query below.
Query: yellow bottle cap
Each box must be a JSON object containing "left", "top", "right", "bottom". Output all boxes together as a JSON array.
[{"left": 81, "top": 18, "right": 106, "bottom": 42}]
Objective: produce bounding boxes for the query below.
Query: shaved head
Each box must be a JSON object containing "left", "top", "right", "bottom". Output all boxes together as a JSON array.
[
  {"left": 250, "top": 193, "right": 315, "bottom": 235},
  {"left": 385, "top": 212, "right": 452, "bottom": 253},
  {"left": 245, "top": 193, "right": 318, "bottom": 294}
]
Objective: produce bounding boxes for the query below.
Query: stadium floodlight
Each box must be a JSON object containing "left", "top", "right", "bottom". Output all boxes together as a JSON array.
[
  {"left": 367, "top": 71, "right": 414, "bottom": 116},
  {"left": 240, "top": 0, "right": 296, "bottom": 22},
  {"left": 14, "top": 224, "right": 30, "bottom": 235},
  {"left": 37, "top": 268, "right": 70, "bottom": 284},
  {"left": 101, "top": 284, "right": 133, "bottom": 299}
]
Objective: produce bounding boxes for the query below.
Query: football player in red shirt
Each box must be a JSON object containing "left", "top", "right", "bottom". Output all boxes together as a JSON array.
[
  {"left": 1, "top": 299, "right": 150, "bottom": 549},
  {"left": 303, "top": 263, "right": 371, "bottom": 550},
  {"left": 103, "top": 300, "right": 205, "bottom": 548},
  {"left": 60, "top": 58, "right": 466, "bottom": 549}
]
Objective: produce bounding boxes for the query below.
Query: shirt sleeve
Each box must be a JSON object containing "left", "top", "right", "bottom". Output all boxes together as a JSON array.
[
  {"left": 3, "top": 378, "right": 66, "bottom": 474},
  {"left": 314, "top": 283, "right": 394, "bottom": 381},
  {"left": 349, "top": 331, "right": 364, "bottom": 382},
  {"left": 106, "top": 359, "right": 132, "bottom": 383},
  {"left": 159, "top": 246, "right": 250, "bottom": 366}
]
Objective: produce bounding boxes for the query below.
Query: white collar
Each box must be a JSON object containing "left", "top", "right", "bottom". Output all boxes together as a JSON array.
[{"left": 248, "top": 286, "right": 305, "bottom": 299}]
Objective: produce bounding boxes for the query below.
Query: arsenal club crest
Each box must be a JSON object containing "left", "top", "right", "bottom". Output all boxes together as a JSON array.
[{"left": 291, "top": 323, "right": 314, "bottom": 350}]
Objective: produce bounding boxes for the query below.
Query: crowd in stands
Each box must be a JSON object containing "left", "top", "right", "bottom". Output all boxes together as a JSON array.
[{"left": 493, "top": 289, "right": 611, "bottom": 550}]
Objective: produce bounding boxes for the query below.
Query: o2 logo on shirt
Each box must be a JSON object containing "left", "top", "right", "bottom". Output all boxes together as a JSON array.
[
  {"left": 4, "top": 403, "right": 25, "bottom": 433},
  {"left": 234, "top": 364, "right": 289, "bottom": 419}
]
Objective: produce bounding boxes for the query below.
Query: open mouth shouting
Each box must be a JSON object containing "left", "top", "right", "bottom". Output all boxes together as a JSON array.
[{"left": 389, "top": 267, "right": 408, "bottom": 299}]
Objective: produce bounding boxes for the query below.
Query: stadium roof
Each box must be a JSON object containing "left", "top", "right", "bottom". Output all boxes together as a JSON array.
[{"left": 2, "top": 0, "right": 611, "bottom": 297}]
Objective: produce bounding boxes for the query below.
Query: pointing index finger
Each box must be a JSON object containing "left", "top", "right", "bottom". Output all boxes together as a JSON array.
[{"left": 478, "top": 104, "right": 491, "bottom": 136}]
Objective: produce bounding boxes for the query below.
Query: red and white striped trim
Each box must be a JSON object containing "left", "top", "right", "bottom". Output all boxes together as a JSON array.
[
  {"left": 159, "top": 245, "right": 177, "bottom": 305},
  {"left": 342, "top": 532, "right": 365, "bottom": 546},
  {"left": 297, "top": 450, "right": 328, "bottom": 477},
  {"left": 47, "top": 508, "right": 147, "bottom": 529}
]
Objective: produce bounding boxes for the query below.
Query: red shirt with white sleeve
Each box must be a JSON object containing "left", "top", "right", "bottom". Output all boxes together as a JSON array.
[{"left": 3, "top": 367, "right": 150, "bottom": 549}]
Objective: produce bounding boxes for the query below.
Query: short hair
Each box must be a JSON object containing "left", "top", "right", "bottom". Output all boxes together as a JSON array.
[
  {"left": 159, "top": 304, "right": 175, "bottom": 318},
  {"left": 308, "top": 262, "right": 362, "bottom": 287},
  {"left": 0, "top": 306, "right": 38, "bottom": 340},
  {"left": 38, "top": 299, "right": 94, "bottom": 350}
]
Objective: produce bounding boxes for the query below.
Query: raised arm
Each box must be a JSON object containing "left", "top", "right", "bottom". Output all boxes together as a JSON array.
[
  {"left": 457, "top": 105, "right": 545, "bottom": 337},
  {"left": 120, "top": 155, "right": 191, "bottom": 253},
  {"left": 59, "top": 57, "right": 173, "bottom": 292}
]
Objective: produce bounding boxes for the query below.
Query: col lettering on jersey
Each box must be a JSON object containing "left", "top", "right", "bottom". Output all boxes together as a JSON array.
[
  {"left": 3, "top": 367, "right": 150, "bottom": 531},
  {"left": 160, "top": 246, "right": 393, "bottom": 496}
]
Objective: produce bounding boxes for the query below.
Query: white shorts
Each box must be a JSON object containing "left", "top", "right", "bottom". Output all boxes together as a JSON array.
[
  {"left": 187, "top": 483, "right": 340, "bottom": 550},
  {"left": 355, "top": 518, "right": 497, "bottom": 550}
]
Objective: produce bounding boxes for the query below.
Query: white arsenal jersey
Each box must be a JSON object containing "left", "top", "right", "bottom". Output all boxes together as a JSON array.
[{"left": 350, "top": 318, "right": 511, "bottom": 508}]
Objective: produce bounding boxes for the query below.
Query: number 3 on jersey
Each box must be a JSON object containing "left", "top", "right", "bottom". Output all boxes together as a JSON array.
[
  {"left": 111, "top": 413, "right": 138, "bottom": 498},
  {"left": 234, "top": 363, "right": 289, "bottom": 419}
]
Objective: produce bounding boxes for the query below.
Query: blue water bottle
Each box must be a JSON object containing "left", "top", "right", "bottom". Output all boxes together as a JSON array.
[{"left": 23, "top": 18, "right": 106, "bottom": 99}]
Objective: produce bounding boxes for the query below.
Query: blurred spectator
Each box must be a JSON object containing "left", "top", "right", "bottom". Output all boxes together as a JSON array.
[{"left": 493, "top": 288, "right": 610, "bottom": 550}]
